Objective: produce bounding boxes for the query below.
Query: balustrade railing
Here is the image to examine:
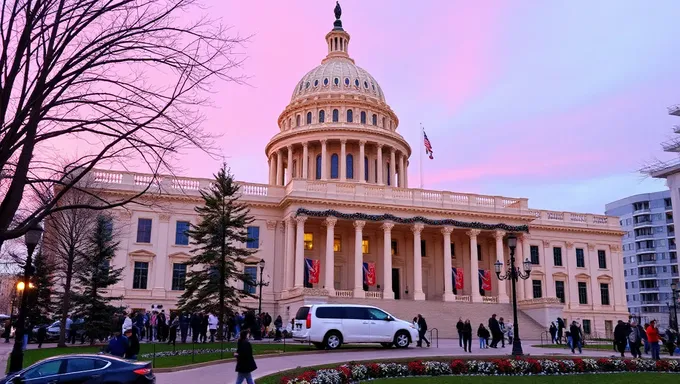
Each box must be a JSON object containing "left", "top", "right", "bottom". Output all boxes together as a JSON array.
[
  {"left": 481, "top": 296, "right": 498, "bottom": 304},
  {"left": 334, "top": 290, "right": 353, "bottom": 298},
  {"left": 365, "top": 291, "right": 383, "bottom": 299},
  {"left": 454, "top": 295, "right": 471, "bottom": 303}
]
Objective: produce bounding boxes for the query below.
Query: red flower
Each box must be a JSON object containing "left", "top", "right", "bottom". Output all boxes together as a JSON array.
[
  {"left": 367, "top": 363, "right": 381, "bottom": 377},
  {"left": 573, "top": 358, "right": 585, "bottom": 373},
  {"left": 524, "top": 358, "right": 542, "bottom": 373},
  {"left": 450, "top": 359, "right": 467, "bottom": 374},
  {"left": 299, "top": 370, "right": 317, "bottom": 381},
  {"left": 656, "top": 360, "right": 670, "bottom": 371},
  {"left": 408, "top": 360, "right": 426, "bottom": 375},
  {"left": 493, "top": 359, "right": 512, "bottom": 374}
]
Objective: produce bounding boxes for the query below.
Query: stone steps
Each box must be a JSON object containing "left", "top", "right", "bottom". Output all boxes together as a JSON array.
[{"left": 327, "top": 297, "right": 546, "bottom": 339}]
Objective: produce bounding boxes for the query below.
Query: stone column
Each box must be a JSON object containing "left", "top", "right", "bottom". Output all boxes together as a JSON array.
[
  {"left": 442, "top": 226, "right": 454, "bottom": 301},
  {"left": 353, "top": 220, "right": 366, "bottom": 298},
  {"left": 340, "top": 139, "right": 347, "bottom": 181},
  {"left": 382, "top": 222, "right": 395, "bottom": 299},
  {"left": 321, "top": 139, "right": 328, "bottom": 180},
  {"left": 521, "top": 234, "right": 532, "bottom": 297},
  {"left": 389, "top": 148, "right": 396, "bottom": 187},
  {"left": 610, "top": 245, "right": 625, "bottom": 309},
  {"left": 398, "top": 153, "right": 405, "bottom": 188},
  {"left": 543, "top": 240, "right": 554, "bottom": 297},
  {"left": 268, "top": 155, "right": 275, "bottom": 185},
  {"left": 284, "top": 217, "right": 295, "bottom": 292},
  {"left": 302, "top": 142, "right": 309, "bottom": 180},
  {"left": 412, "top": 223, "right": 425, "bottom": 300},
  {"left": 286, "top": 145, "right": 293, "bottom": 183},
  {"left": 566, "top": 242, "right": 578, "bottom": 308},
  {"left": 404, "top": 161, "right": 409, "bottom": 187},
  {"left": 468, "top": 229, "right": 482, "bottom": 303},
  {"left": 359, "top": 140, "right": 366, "bottom": 183},
  {"left": 324, "top": 217, "right": 337, "bottom": 296},
  {"left": 294, "top": 216, "right": 307, "bottom": 288},
  {"left": 376, "top": 144, "right": 384, "bottom": 185},
  {"left": 276, "top": 149, "right": 283, "bottom": 186},
  {"left": 494, "top": 230, "right": 509, "bottom": 303}
]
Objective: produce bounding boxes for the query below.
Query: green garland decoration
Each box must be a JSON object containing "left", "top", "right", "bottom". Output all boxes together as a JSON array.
[{"left": 295, "top": 208, "right": 529, "bottom": 233}]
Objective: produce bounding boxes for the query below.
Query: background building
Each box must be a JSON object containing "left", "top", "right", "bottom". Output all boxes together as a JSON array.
[{"left": 606, "top": 191, "right": 678, "bottom": 329}]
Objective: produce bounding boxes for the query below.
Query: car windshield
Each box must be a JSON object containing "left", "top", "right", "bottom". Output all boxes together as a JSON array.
[{"left": 50, "top": 321, "right": 60, "bottom": 328}]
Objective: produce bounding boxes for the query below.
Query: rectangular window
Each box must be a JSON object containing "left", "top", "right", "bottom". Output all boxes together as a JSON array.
[
  {"left": 532, "top": 280, "right": 543, "bottom": 299},
  {"left": 304, "top": 233, "right": 313, "bottom": 250},
  {"left": 578, "top": 282, "right": 588, "bottom": 304},
  {"left": 597, "top": 250, "right": 607, "bottom": 269},
  {"left": 600, "top": 283, "right": 610, "bottom": 305},
  {"left": 477, "top": 244, "right": 482, "bottom": 261},
  {"left": 555, "top": 281, "right": 565, "bottom": 303},
  {"left": 175, "top": 221, "right": 190, "bottom": 245},
  {"left": 421, "top": 239, "right": 427, "bottom": 257},
  {"left": 246, "top": 226, "right": 260, "bottom": 249},
  {"left": 362, "top": 238, "right": 370, "bottom": 254},
  {"left": 132, "top": 261, "right": 149, "bottom": 289},
  {"left": 582, "top": 319, "right": 591, "bottom": 335},
  {"left": 530, "top": 245, "right": 539, "bottom": 265},
  {"left": 450, "top": 243, "right": 455, "bottom": 258},
  {"left": 334, "top": 236, "right": 342, "bottom": 252},
  {"left": 136, "top": 218, "right": 152, "bottom": 243},
  {"left": 171, "top": 263, "right": 187, "bottom": 291},
  {"left": 576, "top": 248, "right": 585, "bottom": 268},
  {"left": 244, "top": 266, "right": 257, "bottom": 294},
  {"left": 553, "top": 247, "right": 563, "bottom": 266},
  {"left": 391, "top": 240, "right": 398, "bottom": 255}
]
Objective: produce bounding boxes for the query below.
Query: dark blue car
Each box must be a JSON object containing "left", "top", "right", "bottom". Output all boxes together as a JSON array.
[{"left": 1, "top": 354, "right": 155, "bottom": 384}]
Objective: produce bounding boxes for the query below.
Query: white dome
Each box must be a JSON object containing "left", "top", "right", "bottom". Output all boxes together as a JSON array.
[{"left": 291, "top": 58, "right": 386, "bottom": 103}]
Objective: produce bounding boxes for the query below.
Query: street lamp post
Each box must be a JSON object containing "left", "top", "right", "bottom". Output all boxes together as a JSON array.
[
  {"left": 494, "top": 234, "right": 532, "bottom": 356},
  {"left": 9, "top": 223, "right": 43, "bottom": 373},
  {"left": 671, "top": 282, "right": 678, "bottom": 332},
  {"left": 257, "top": 259, "right": 269, "bottom": 316}
]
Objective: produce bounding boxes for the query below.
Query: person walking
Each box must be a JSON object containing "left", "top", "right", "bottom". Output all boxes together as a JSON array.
[
  {"left": 235, "top": 331, "right": 257, "bottom": 384},
  {"left": 570, "top": 321, "right": 582, "bottom": 354},
  {"left": 416, "top": 314, "right": 430, "bottom": 348},
  {"left": 556, "top": 317, "right": 565, "bottom": 344},
  {"left": 36, "top": 325, "right": 47, "bottom": 348},
  {"left": 549, "top": 322, "right": 557, "bottom": 344},
  {"left": 273, "top": 315, "right": 283, "bottom": 342},
  {"left": 124, "top": 327, "right": 140, "bottom": 360},
  {"left": 488, "top": 314, "right": 501, "bottom": 348},
  {"left": 640, "top": 322, "right": 649, "bottom": 355},
  {"left": 168, "top": 314, "right": 179, "bottom": 346},
  {"left": 628, "top": 320, "right": 642, "bottom": 358},
  {"left": 477, "top": 323, "right": 490, "bottom": 349},
  {"left": 191, "top": 312, "right": 201, "bottom": 343},
  {"left": 180, "top": 312, "right": 190, "bottom": 343},
  {"left": 646, "top": 320, "right": 661, "bottom": 360},
  {"left": 498, "top": 317, "right": 506, "bottom": 348},
  {"left": 456, "top": 318, "right": 464, "bottom": 348},
  {"left": 104, "top": 331, "right": 129, "bottom": 358},
  {"left": 208, "top": 312, "right": 218, "bottom": 342},
  {"left": 613, "top": 320, "right": 629, "bottom": 357},
  {"left": 462, "top": 319, "right": 472, "bottom": 353}
]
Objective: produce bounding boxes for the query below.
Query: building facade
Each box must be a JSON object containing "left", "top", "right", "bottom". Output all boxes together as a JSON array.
[
  {"left": 64, "top": 5, "right": 628, "bottom": 338},
  {"left": 606, "top": 191, "right": 678, "bottom": 329}
]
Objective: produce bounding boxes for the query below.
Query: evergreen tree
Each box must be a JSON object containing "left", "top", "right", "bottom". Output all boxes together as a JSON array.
[
  {"left": 178, "top": 164, "right": 256, "bottom": 338},
  {"left": 27, "top": 250, "right": 56, "bottom": 326},
  {"left": 72, "top": 214, "right": 124, "bottom": 344}
]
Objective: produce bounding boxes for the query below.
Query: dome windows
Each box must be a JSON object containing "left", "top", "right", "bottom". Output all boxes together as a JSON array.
[
  {"left": 319, "top": 110, "right": 325, "bottom": 123},
  {"left": 306, "top": 112, "right": 312, "bottom": 125},
  {"left": 314, "top": 79, "right": 319, "bottom": 87},
  {"left": 296, "top": 115, "right": 301, "bottom": 127},
  {"left": 354, "top": 79, "right": 360, "bottom": 87},
  {"left": 360, "top": 111, "right": 366, "bottom": 124},
  {"left": 346, "top": 109, "right": 353, "bottom": 123},
  {"left": 372, "top": 114, "right": 377, "bottom": 126},
  {"left": 364, "top": 81, "right": 369, "bottom": 89},
  {"left": 344, "top": 77, "right": 350, "bottom": 86},
  {"left": 305, "top": 82, "right": 310, "bottom": 89},
  {"left": 332, "top": 109, "right": 339, "bottom": 122},
  {"left": 299, "top": 82, "right": 303, "bottom": 91},
  {"left": 334, "top": 77, "right": 340, "bottom": 86},
  {"left": 324, "top": 78, "right": 329, "bottom": 86}
]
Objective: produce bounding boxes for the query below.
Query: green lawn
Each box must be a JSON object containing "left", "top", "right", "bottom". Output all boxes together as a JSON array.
[{"left": 369, "top": 373, "right": 671, "bottom": 384}]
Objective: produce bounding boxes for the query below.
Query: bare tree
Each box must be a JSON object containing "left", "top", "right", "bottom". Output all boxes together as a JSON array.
[{"left": 0, "top": 0, "right": 247, "bottom": 247}]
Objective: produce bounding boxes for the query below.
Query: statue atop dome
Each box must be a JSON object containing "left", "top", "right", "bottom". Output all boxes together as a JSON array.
[{"left": 333, "top": 1, "right": 343, "bottom": 31}]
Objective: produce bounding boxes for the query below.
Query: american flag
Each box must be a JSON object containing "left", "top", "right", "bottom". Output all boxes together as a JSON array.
[{"left": 423, "top": 130, "right": 434, "bottom": 159}]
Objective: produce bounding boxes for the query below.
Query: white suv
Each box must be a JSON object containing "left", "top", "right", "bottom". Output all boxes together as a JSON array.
[{"left": 292, "top": 304, "right": 418, "bottom": 350}]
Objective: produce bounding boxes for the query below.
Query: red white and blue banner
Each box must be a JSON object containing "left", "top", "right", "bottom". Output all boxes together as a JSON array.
[
  {"left": 305, "top": 258, "right": 320, "bottom": 284},
  {"left": 363, "top": 262, "right": 376, "bottom": 286},
  {"left": 479, "top": 269, "right": 492, "bottom": 291},
  {"left": 452, "top": 267, "right": 464, "bottom": 290}
]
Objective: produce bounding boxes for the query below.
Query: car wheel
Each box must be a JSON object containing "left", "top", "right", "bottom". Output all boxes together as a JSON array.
[
  {"left": 324, "top": 331, "right": 342, "bottom": 350},
  {"left": 313, "top": 342, "right": 324, "bottom": 349},
  {"left": 394, "top": 331, "right": 410, "bottom": 348},
  {"left": 380, "top": 342, "right": 393, "bottom": 348}
]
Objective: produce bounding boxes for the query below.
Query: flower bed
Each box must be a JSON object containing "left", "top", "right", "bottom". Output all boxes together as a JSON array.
[
  {"left": 280, "top": 358, "right": 680, "bottom": 383},
  {"left": 139, "top": 347, "right": 236, "bottom": 359}
]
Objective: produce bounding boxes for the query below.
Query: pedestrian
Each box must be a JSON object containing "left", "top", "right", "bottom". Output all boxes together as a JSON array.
[
  {"left": 65, "top": 314, "right": 74, "bottom": 344},
  {"left": 477, "top": 323, "right": 489, "bottom": 349},
  {"left": 122, "top": 312, "right": 133, "bottom": 335},
  {"left": 235, "top": 330, "right": 257, "bottom": 384},
  {"left": 549, "top": 322, "right": 557, "bottom": 344},
  {"left": 628, "top": 320, "right": 641, "bottom": 358},
  {"left": 613, "top": 320, "right": 629, "bottom": 357},
  {"left": 3, "top": 320, "right": 11, "bottom": 343},
  {"left": 191, "top": 312, "right": 201, "bottom": 343},
  {"left": 180, "top": 312, "right": 190, "bottom": 343},
  {"left": 570, "top": 321, "right": 582, "bottom": 354},
  {"left": 150, "top": 311, "right": 158, "bottom": 342},
  {"left": 168, "top": 314, "right": 179, "bottom": 346},
  {"left": 104, "top": 331, "right": 129, "bottom": 358},
  {"left": 556, "top": 317, "right": 565, "bottom": 344},
  {"left": 507, "top": 324, "right": 514, "bottom": 345},
  {"left": 456, "top": 318, "right": 464, "bottom": 348},
  {"left": 646, "top": 320, "right": 661, "bottom": 360},
  {"left": 664, "top": 327, "right": 677, "bottom": 356},
  {"left": 208, "top": 312, "right": 218, "bottom": 343},
  {"left": 273, "top": 315, "right": 283, "bottom": 342},
  {"left": 488, "top": 314, "right": 501, "bottom": 348},
  {"left": 462, "top": 319, "right": 472, "bottom": 353},
  {"left": 640, "top": 322, "right": 649, "bottom": 355},
  {"left": 498, "top": 317, "right": 506, "bottom": 348},
  {"left": 36, "top": 325, "right": 47, "bottom": 348},
  {"left": 416, "top": 314, "right": 430, "bottom": 348},
  {"left": 124, "top": 327, "right": 140, "bottom": 360}
]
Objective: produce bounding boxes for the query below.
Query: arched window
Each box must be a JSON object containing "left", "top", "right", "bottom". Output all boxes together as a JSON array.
[
  {"left": 306, "top": 112, "right": 312, "bottom": 125},
  {"left": 364, "top": 156, "right": 369, "bottom": 182},
  {"left": 315, "top": 155, "right": 322, "bottom": 180},
  {"left": 386, "top": 162, "right": 391, "bottom": 186},
  {"left": 360, "top": 111, "right": 367, "bottom": 124},
  {"left": 319, "top": 110, "right": 325, "bottom": 123},
  {"left": 296, "top": 115, "right": 300, "bottom": 127},
  {"left": 289, "top": 118, "right": 292, "bottom": 128},
  {"left": 330, "top": 154, "right": 339, "bottom": 179},
  {"left": 332, "top": 109, "right": 339, "bottom": 122},
  {"left": 346, "top": 154, "right": 354, "bottom": 179},
  {"left": 372, "top": 114, "right": 377, "bottom": 126},
  {"left": 346, "top": 109, "right": 353, "bottom": 123}
]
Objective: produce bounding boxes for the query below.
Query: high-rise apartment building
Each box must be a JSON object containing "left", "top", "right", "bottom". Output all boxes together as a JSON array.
[{"left": 606, "top": 191, "right": 679, "bottom": 328}]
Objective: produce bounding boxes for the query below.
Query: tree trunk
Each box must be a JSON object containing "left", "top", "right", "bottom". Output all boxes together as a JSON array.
[{"left": 57, "top": 250, "right": 74, "bottom": 348}]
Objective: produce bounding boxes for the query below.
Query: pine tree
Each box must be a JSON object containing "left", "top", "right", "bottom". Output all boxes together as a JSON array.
[
  {"left": 178, "top": 164, "right": 256, "bottom": 338},
  {"left": 72, "top": 214, "right": 124, "bottom": 344},
  {"left": 27, "top": 250, "right": 56, "bottom": 326}
]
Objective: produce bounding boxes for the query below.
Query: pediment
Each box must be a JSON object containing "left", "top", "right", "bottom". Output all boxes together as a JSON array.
[
  {"left": 129, "top": 249, "right": 156, "bottom": 258},
  {"left": 530, "top": 270, "right": 545, "bottom": 276},
  {"left": 168, "top": 251, "right": 191, "bottom": 259},
  {"left": 574, "top": 272, "right": 590, "bottom": 279},
  {"left": 597, "top": 274, "right": 613, "bottom": 281},
  {"left": 552, "top": 272, "right": 569, "bottom": 278},
  {"left": 242, "top": 255, "right": 262, "bottom": 265}
]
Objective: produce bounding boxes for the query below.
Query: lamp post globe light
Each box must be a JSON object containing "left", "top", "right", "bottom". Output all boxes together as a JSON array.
[
  {"left": 9, "top": 223, "right": 43, "bottom": 373},
  {"left": 257, "top": 259, "right": 269, "bottom": 316},
  {"left": 494, "top": 234, "right": 532, "bottom": 356}
]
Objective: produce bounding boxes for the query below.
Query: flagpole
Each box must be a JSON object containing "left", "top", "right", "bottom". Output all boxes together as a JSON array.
[{"left": 419, "top": 123, "right": 424, "bottom": 189}]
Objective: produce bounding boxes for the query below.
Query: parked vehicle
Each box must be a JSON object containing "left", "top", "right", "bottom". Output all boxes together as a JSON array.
[
  {"left": 32, "top": 319, "right": 87, "bottom": 342},
  {"left": 292, "top": 304, "right": 418, "bottom": 350},
  {"left": 0, "top": 354, "right": 155, "bottom": 384}
]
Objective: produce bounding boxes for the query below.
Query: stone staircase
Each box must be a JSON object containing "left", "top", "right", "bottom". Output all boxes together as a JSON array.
[{"left": 327, "top": 297, "right": 546, "bottom": 340}]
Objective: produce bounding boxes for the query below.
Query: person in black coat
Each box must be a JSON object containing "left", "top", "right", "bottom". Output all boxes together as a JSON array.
[
  {"left": 488, "top": 314, "right": 501, "bottom": 348},
  {"left": 124, "top": 327, "right": 140, "bottom": 360},
  {"left": 36, "top": 325, "right": 47, "bottom": 348},
  {"left": 180, "top": 313, "right": 190, "bottom": 343},
  {"left": 235, "top": 330, "right": 257, "bottom": 384},
  {"left": 462, "top": 319, "right": 473, "bottom": 353},
  {"left": 613, "top": 320, "right": 630, "bottom": 357},
  {"left": 200, "top": 313, "right": 209, "bottom": 343},
  {"left": 416, "top": 314, "right": 430, "bottom": 347},
  {"left": 456, "top": 318, "right": 464, "bottom": 348},
  {"left": 190, "top": 313, "right": 201, "bottom": 343},
  {"left": 570, "top": 321, "right": 582, "bottom": 354},
  {"left": 556, "top": 317, "right": 565, "bottom": 344}
]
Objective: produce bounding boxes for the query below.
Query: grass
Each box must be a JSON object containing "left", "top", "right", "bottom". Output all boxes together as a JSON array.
[{"left": 368, "top": 373, "right": 671, "bottom": 384}]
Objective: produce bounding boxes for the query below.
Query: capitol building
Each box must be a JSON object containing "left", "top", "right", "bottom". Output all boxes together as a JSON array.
[{"left": 82, "top": 5, "right": 627, "bottom": 338}]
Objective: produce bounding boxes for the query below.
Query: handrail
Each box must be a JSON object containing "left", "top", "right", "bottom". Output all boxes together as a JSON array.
[
  {"left": 540, "top": 330, "right": 550, "bottom": 345},
  {"left": 429, "top": 328, "right": 439, "bottom": 348}
]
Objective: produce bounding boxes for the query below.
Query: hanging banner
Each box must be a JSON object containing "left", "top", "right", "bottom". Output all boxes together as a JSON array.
[
  {"left": 479, "top": 269, "right": 492, "bottom": 291},
  {"left": 452, "top": 267, "right": 464, "bottom": 290},
  {"left": 305, "top": 258, "right": 320, "bottom": 284},
  {"left": 363, "top": 262, "right": 376, "bottom": 286}
]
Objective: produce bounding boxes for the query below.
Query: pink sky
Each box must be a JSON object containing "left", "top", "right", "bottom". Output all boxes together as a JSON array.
[{"left": 129, "top": 0, "right": 680, "bottom": 213}]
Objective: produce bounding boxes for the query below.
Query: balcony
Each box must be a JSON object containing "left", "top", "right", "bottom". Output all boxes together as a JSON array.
[
  {"left": 636, "top": 247, "right": 656, "bottom": 254},
  {"left": 671, "top": 244, "right": 677, "bottom": 250},
  {"left": 634, "top": 219, "right": 654, "bottom": 228},
  {"left": 633, "top": 208, "right": 651, "bottom": 215},
  {"left": 669, "top": 104, "right": 680, "bottom": 116},
  {"left": 674, "top": 124, "right": 680, "bottom": 134},
  {"left": 635, "top": 233, "right": 655, "bottom": 240},
  {"left": 639, "top": 286, "right": 661, "bottom": 292},
  {"left": 639, "top": 273, "right": 658, "bottom": 279},
  {"left": 668, "top": 218, "right": 675, "bottom": 224},
  {"left": 638, "top": 259, "right": 658, "bottom": 266},
  {"left": 669, "top": 231, "right": 676, "bottom": 237}
]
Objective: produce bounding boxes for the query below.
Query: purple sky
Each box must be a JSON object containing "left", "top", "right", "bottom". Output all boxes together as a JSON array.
[{"left": 160, "top": 0, "right": 680, "bottom": 214}]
